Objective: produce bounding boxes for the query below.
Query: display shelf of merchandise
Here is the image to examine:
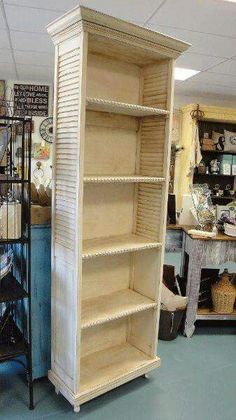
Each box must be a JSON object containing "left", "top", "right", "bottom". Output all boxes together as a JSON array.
[
  {"left": 0, "top": 115, "right": 33, "bottom": 409},
  {"left": 0, "top": 321, "right": 27, "bottom": 362},
  {"left": 82, "top": 234, "right": 162, "bottom": 259},
  {"left": 201, "top": 149, "right": 236, "bottom": 155},
  {"left": 0, "top": 237, "right": 27, "bottom": 244},
  {"left": 211, "top": 196, "right": 234, "bottom": 201},
  {"left": 81, "top": 289, "right": 157, "bottom": 329},
  {"left": 78, "top": 343, "right": 160, "bottom": 404},
  {"left": 48, "top": 5, "right": 189, "bottom": 411},
  {"left": 194, "top": 173, "right": 234, "bottom": 178},
  {"left": 86, "top": 97, "right": 169, "bottom": 117},
  {"left": 0, "top": 178, "right": 29, "bottom": 184},
  {"left": 197, "top": 307, "right": 236, "bottom": 321},
  {"left": 83, "top": 176, "right": 166, "bottom": 184},
  {"left": 0, "top": 274, "right": 28, "bottom": 303}
]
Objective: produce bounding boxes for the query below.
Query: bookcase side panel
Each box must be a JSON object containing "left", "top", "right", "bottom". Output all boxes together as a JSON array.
[
  {"left": 154, "top": 59, "right": 175, "bottom": 353},
  {"left": 51, "top": 33, "right": 87, "bottom": 394}
]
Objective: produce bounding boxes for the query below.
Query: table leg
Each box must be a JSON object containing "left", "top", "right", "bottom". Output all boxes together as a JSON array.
[{"left": 184, "top": 240, "right": 204, "bottom": 338}]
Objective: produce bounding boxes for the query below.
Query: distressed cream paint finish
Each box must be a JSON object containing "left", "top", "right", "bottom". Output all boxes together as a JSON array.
[{"left": 47, "top": 6, "right": 189, "bottom": 413}]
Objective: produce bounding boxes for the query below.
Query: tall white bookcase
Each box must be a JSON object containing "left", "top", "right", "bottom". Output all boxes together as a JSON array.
[{"left": 47, "top": 7, "right": 189, "bottom": 412}]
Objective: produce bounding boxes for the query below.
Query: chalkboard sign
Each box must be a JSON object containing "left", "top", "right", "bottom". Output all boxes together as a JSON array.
[{"left": 14, "top": 84, "right": 49, "bottom": 117}]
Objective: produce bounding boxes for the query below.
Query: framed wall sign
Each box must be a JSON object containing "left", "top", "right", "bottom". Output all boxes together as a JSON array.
[{"left": 14, "top": 84, "right": 49, "bottom": 117}]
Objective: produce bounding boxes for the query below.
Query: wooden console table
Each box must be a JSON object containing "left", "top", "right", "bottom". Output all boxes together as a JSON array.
[{"left": 181, "top": 228, "right": 236, "bottom": 337}]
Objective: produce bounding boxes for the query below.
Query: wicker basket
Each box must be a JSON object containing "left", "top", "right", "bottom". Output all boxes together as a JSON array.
[{"left": 211, "top": 270, "right": 236, "bottom": 314}]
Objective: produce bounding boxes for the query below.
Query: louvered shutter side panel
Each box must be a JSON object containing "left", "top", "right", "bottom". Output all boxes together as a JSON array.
[
  {"left": 54, "top": 47, "right": 80, "bottom": 250},
  {"left": 51, "top": 37, "right": 84, "bottom": 393}
]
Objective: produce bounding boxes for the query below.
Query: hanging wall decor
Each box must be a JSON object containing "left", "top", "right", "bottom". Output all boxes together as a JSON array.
[
  {"left": 14, "top": 84, "right": 49, "bottom": 117},
  {"left": 33, "top": 143, "right": 50, "bottom": 160},
  {"left": 39, "top": 117, "right": 53, "bottom": 143}
]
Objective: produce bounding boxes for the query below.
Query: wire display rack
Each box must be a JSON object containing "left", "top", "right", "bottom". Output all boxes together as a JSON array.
[{"left": 0, "top": 115, "right": 33, "bottom": 409}]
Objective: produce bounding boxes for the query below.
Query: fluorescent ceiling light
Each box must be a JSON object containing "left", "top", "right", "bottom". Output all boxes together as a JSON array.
[{"left": 174, "top": 67, "right": 200, "bottom": 81}]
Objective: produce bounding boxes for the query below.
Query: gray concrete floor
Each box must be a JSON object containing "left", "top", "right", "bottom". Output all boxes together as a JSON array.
[{"left": 0, "top": 328, "right": 236, "bottom": 420}]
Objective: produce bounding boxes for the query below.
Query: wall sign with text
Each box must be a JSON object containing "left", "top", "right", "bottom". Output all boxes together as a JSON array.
[{"left": 14, "top": 84, "right": 49, "bottom": 117}]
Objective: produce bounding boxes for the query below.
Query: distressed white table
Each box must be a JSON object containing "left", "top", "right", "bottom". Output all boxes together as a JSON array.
[{"left": 181, "top": 229, "right": 236, "bottom": 337}]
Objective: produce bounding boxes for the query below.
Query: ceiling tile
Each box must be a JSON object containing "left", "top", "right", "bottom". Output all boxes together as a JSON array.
[
  {"left": 148, "top": 0, "right": 236, "bottom": 37},
  {"left": 3, "top": 1, "right": 78, "bottom": 11},
  {"left": 5, "top": 4, "right": 61, "bottom": 32},
  {"left": 14, "top": 50, "right": 54, "bottom": 67},
  {"left": 11, "top": 31, "right": 53, "bottom": 53},
  {"left": 176, "top": 52, "right": 224, "bottom": 72},
  {"left": 209, "top": 59, "right": 236, "bottom": 76},
  {"left": 79, "top": 0, "right": 163, "bottom": 23},
  {"left": 0, "top": 62, "right": 16, "bottom": 79},
  {"left": 16, "top": 63, "right": 53, "bottom": 82},
  {"left": 0, "top": 29, "right": 11, "bottom": 48},
  {"left": 148, "top": 25, "right": 236, "bottom": 59},
  {"left": 0, "top": 48, "right": 13, "bottom": 63},
  {"left": 0, "top": 6, "right": 6, "bottom": 29},
  {"left": 175, "top": 79, "right": 236, "bottom": 97},
  {"left": 190, "top": 71, "right": 236, "bottom": 88}
]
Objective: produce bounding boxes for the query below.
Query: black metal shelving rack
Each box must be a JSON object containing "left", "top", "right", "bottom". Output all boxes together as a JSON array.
[{"left": 0, "top": 115, "right": 33, "bottom": 409}]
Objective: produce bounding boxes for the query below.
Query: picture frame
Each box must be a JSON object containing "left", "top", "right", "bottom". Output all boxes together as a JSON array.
[{"left": 216, "top": 205, "right": 235, "bottom": 221}]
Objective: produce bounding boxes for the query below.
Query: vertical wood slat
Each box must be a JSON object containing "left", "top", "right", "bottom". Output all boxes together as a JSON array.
[
  {"left": 142, "top": 61, "right": 169, "bottom": 109},
  {"left": 139, "top": 116, "right": 166, "bottom": 177},
  {"left": 54, "top": 48, "right": 80, "bottom": 249},
  {"left": 135, "top": 183, "right": 163, "bottom": 240}
]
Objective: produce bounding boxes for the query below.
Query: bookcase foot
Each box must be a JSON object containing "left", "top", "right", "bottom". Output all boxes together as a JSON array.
[
  {"left": 55, "top": 387, "right": 60, "bottom": 395},
  {"left": 74, "top": 405, "right": 80, "bottom": 413}
]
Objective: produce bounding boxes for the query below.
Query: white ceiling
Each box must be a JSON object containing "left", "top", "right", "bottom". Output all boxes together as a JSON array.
[{"left": 0, "top": 0, "right": 236, "bottom": 100}]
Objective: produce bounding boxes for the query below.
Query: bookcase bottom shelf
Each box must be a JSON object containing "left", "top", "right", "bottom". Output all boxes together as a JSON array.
[{"left": 49, "top": 343, "right": 160, "bottom": 407}]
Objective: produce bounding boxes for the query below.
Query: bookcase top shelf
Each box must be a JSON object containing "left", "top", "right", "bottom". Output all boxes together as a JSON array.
[
  {"left": 82, "top": 234, "right": 162, "bottom": 259},
  {"left": 86, "top": 98, "right": 169, "bottom": 117},
  {"left": 84, "top": 176, "right": 166, "bottom": 184}
]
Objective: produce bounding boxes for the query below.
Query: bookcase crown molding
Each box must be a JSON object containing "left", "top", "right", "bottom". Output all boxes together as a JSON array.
[{"left": 47, "top": 6, "right": 190, "bottom": 59}]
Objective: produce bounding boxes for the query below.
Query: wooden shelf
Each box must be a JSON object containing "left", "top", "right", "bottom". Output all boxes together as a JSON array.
[
  {"left": 195, "top": 173, "right": 234, "bottom": 178},
  {"left": 86, "top": 97, "right": 169, "bottom": 117},
  {"left": 81, "top": 289, "right": 157, "bottom": 329},
  {"left": 79, "top": 343, "right": 160, "bottom": 404},
  {"left": 197, "top": 308, "right": 236, "bottom": 321},
  {"left": 84, "top": 176, "right": 165, "bottom": 184},
  {"left": 211, "top": 195, "right": 234, "bottom": 201},
  {"left": 201, "top": 149, "right": 236, "bottom": 155},
  {"left": 82, "top": 234, "right": 162, "bottom": 259}
]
